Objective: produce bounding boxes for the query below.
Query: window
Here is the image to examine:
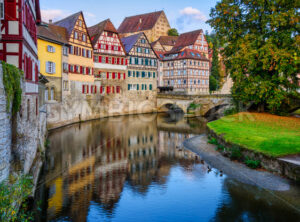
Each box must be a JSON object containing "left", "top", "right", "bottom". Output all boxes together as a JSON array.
[
  {"left": 141, "top": 39, "right": 146, "bottom": 44},
  {"left": 137, "top": 47, "right": 142, "bottom": 53},
  {"left": 74, "top": 31, "right": 78, "bottom": 39},
  {"left": 149, "top": 84, "right": 153, "bottom": 90},
  {"left": 0, "top": 1, "right": 4, "bottom": 20},
  {"left": 63, "top": 63, "right": 68, "bottom": 73},
  {"left": 78, "top": 20, "right": 82, "bottom": 27},
  {"left": 46, "top": 62, "right": 55, "bottom": 74},
  {"left": 82, "top": 34, "right": 86, "bottom": 42},
  {"left": 47, "top": 45, "right": 55, "bottom": 53},
  {"left": 63, "top": 46, "right": 68, "bottom": 56},
  {"left": 45, "top": 88, "right": 48, "bottom": 101},
  {"left": 63, "top": 81, "right": 69, "bottom": 91}
]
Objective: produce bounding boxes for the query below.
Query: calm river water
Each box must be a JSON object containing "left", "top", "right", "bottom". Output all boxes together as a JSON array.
[{"left": 34, "top": 113, "right": 300, "bottom": 222}]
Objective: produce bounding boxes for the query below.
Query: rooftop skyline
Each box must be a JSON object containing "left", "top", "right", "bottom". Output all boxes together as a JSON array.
[{"left": 40, "top": 0, "right": 217, "bottom": 34}]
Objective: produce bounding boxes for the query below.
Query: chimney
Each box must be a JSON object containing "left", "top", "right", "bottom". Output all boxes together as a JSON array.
[{"left": 49, "top": 19, "right": 53, "bottom": 24}]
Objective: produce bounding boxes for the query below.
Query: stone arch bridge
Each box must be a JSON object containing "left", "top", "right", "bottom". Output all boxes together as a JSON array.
[{"left": 157, "top": 93, "right": 232, "bottom": 117}]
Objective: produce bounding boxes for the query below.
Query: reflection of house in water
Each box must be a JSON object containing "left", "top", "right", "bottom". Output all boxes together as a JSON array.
[{"left": 38, "top": 114, "right": 206, "bottom": 221}]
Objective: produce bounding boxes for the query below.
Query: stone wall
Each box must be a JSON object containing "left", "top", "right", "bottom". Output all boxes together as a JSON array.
[
  {"left": 46, "top": 79, "right": 158, "bottom": 130},
  {"left": 0, "top": 63, "right": 47, "bottom": 183},
  {"left": 0, "top": 64, "right": 11, "bottom": 182}
]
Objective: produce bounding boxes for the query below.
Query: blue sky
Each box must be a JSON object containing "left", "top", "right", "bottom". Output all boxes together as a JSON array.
[{"left": 40, "top": 0, "right": 217, "bottom": 34}]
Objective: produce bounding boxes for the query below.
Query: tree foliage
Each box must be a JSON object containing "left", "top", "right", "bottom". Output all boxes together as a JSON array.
[
  {"left": 168, "top": 28, "right": 179, "bottom": 36},
  {"left": 208, "top": 0, "right": 299, "bottom": 113},
  {"left": 209, "top": 75, "right": 218, "bottom": 91}
]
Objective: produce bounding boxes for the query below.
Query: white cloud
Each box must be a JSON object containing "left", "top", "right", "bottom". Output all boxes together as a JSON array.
[
  {"left": 179, "top": 7, "right": 207, "bottom": 22},
  {"left": 41, "top": 9, "right": 71, "bottom": 22},
  {"left": 85, "top": 12, "right": 96, "bottom": 18}
]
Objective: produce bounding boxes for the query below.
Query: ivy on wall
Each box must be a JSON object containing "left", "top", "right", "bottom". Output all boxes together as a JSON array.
[{"left": 1, "top": 61, "right": 23, "bottom": 115}]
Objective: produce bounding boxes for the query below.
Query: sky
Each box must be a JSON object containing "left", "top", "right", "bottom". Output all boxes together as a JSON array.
[{"left": 40, "top": 0, "right": 218, "bottom": 34}]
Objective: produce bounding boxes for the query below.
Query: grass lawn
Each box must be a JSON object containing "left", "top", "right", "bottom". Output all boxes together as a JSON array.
[
  {"left": 207, "top": 112, "right": 300, "bottom": 157},
  {"left": 294, "top": 109, "right": 300, "bottom": 115}
]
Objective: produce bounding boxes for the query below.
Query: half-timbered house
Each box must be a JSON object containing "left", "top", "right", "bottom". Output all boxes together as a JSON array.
[
  {"left": 55, "top": 12, "right": 95, "bottom": 89},
  {"left": 0, "top": 0, "right": 41, "bottom": 112},
  {"left": 121, "top": 32, "right": 158, "bottom": 112},
  {"left": 118, "top": 11, "right": 171, "bottom": 43},
  {"left": 88, "top": 19, "right": 127, "bottom": 97}
]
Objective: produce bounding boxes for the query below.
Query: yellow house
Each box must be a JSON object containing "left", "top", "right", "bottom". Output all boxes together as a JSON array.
[
  {"left": 55, "top": 12, "right": 94, "bottom": 83},
  {"left": 37, "top": 24, "right": 69, "bottom": 102}
]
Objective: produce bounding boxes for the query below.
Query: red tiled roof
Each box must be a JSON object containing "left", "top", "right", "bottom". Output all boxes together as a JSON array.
[
  {"left": 88, "top": 19, "right": 118, "bottom": 46},
  {"left": 154, "top": 50, "right": 165, "bottom": 61},
  {"left": 157, "top": 36, "right": 178, "bottom": 46},
  {"left": 118, "top": 11, "right": 163, "bottom": 33},
  {"left": 38, "top": 23, "right": 68, "bottom": 45},
  {"left": 168, "top": 29, "right": 203, "bottom": 53}
]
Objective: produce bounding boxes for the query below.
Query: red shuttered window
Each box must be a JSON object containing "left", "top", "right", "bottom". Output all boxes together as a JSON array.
[
  {"left": 118, "top": 73, "right": 120, "bottom": 79},
  {"left": 99, "top": 56, "right": 102, "bottom": 63},
  {"left": 5, "top": 0, "right": 17, "bottom": 20},
  {"left": 100, "top": 86, "right": 103, "bottom": 94},
  {"left": 121, "top": 58, "right": 124, "bottom": 65},
  {"left": 105, "top": 57, "right": 109, "bottom": 63},
  {"left": 107, "top": 86, "right": 110, "bottom": 94},
  {"left": 107, "top": 72, "right": 109, "bottom": 79},
  {"left": 112, "top": 57, "right": 115, "bottom": 64},
  {"left": 116, "top": 86, "right": 120, "bottom": 94},
  {"left": 112, "top": 72, "right": 115, "bottom": 79},
  {"left": 125, "top": 59, "right": 128, "bottom": 65},
  {"left": 123, "top": 73, "right": 126, "bottom": 80}
]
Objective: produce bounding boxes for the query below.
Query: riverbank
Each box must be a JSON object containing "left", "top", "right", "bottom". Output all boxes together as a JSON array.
[
  {"left": 183, "top": 135, "right": 291, "bottom": 191},
  {"left": 206, "top": 112, "right": 300, "bottom": 181}
]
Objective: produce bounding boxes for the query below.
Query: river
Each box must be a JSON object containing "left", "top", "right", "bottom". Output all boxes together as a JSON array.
[{"left": 34, "top": 113, "right": 300, "bottom": 222}]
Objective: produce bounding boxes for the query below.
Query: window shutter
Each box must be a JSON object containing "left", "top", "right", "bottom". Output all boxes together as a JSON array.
[
  {"left": 46, "top": 62, "right": 49, "bottom": 73},
  {"left": 87, "top": 85, "right": 89, "bottom": 94},
  {"left": 53, "top": 63, "right": 56, "bottom": 74},
  {"left": 118, "top": 73, "right": 120, "bottom": 79},
  {"left": 99, "top": 56, "right": 102, "bottom": 63},
  {"left": 112, "top": 57, "right": 115, "bottom": 64},
  {"left": 35, "top": 64, "right": 38, "bottom": 82},
  {"left": 82, "top": 85, "right": 85, "bottom": 93},
  {"left": 5, "top": 1, "right": 16, "bottom": 20},
  {"left": 106, "top": 57, "right": 109, "bottom": 63},
  {"left": 100, "top": 86, "right": 103, "bottom": 94},
  {"left": 107, "top": 72, "right": 109, "bottom": 79},
  {"left": 112, "top": 72, "right": 115, "bottom": 79},
  {"left": 128, "top": 84, "right": 130, "bottom": 90},
  {"left": 123, "top": 73, "right": 126, "bottom": 79},
  {"left": 106, "top": 45, "right": 108, "bottom": 50},
  {"left": 137, "top": 84, "right": 139, "bottom": 90}
]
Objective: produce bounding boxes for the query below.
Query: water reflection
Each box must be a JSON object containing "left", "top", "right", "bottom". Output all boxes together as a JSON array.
[{"left": 34, "top": 113, "right": 300, "bottom": 222}]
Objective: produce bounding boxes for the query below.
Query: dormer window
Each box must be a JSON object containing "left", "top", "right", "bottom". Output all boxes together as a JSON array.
[{"left": 78, "top": 20, "right": 82, "bottom": 27}]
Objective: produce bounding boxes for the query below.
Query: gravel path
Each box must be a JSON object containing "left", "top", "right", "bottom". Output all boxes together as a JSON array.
[{"left": 183, "top": 135, "right": 291, "bottom": 191}]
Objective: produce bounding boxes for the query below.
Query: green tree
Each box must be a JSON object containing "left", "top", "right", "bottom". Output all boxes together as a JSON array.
[
  {"left": 208, "top": 0, "right": 299, "bottom": 113},
  {"left": 211, "top": 37, "right": 221, "bottom": 86},
  {"left": 209, "top": 75, "right": 218, "bottom": 91},
  {"left": 168, "top": 28, "right": 179, "bottom": 36}
]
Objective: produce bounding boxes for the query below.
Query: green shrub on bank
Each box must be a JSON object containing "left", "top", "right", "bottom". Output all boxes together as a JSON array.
[
  {"left": 244, "top": 158, "right": 261, "bottom": 169},
  {"left": 224, "top": 107, "right": 238, "bottom": 116},
  {"left": 208, "top": 137, "right": 218, "bottom": 145},
  {"left": 230, "top": 146, "right": 242, "bottom": 160},
  {"left": 0, "top": 175, "right": 33, "bottom": 221}
]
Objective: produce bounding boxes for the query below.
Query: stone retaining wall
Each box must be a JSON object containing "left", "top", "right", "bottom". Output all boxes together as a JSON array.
[
  {"left": 0, "top": 64, "right": 11, "bottom": 182},
  {"left": 208, "top": 128, "right": 300, "bottom": 182}
]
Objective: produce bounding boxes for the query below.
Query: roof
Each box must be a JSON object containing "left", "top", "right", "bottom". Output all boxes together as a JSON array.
[
  {"left": 37, "top": 23, "right": 68, "bottom": 45},
  {"left": 156, "top": 36, "right": 178, "bottom": 46},
  {"left": 163, "top": 48, "right": 209, "bottom": 61},
  {"left": 154, "top": 50, "right": 165, "bottom": 61},
  {"left": 54, "top": 11, "right": 82, "bottom": 38},
  {"left": 168, "top": 29, "right": 203, "bottom": 53},
  {"left": 120, "top": 33, "right": 142, "bottom": 53},
  {"left": 118, "top": 11, "right": 164, "bottom": 33},
  {"left": 88, "top": 19, "right": 118, "bottom": 46}
]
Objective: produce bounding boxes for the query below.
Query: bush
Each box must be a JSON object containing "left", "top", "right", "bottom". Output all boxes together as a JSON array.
[
  {"left": 230, "top": 146, "right": 242, "bottom": 160},
  {"left": 245, "top": 158, "right": 261, "bottom": 169},
  {"left": 224, "top": 107, "right": 238, "bottom": 116},
  {"left": 0, "top": 175, "right": 33, "bottom": 221},
  {"left": 216, "top": 144, "right": 225, "bottom": 151},
  {"left": 208, "top": 137, "right": 218, "bottom": 145}
]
